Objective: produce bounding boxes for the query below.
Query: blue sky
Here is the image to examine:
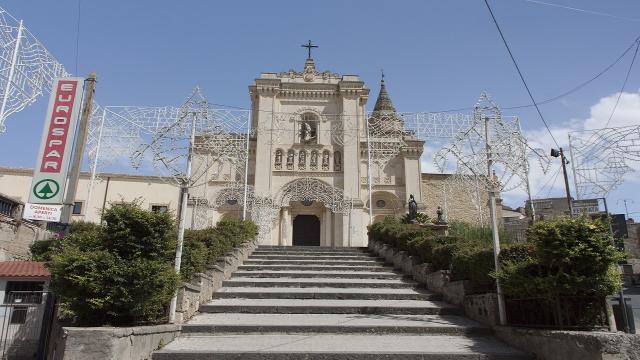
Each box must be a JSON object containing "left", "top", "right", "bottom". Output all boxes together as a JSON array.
[{"left": 1, "top": 0, "right": 639, "bottom": 216}]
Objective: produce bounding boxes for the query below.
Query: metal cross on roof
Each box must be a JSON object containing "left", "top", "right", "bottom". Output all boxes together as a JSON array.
[{"left": 301, "top": 40, "right": 318, "bottom": 59}]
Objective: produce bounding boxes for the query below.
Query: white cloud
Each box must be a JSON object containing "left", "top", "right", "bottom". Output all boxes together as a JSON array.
[{"left": 421, "top": 91, "right": 640, "bottom": 209}]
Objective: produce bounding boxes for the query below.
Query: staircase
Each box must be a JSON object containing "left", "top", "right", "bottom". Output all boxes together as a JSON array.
[{"left": 154, "top": 246, "right": 531, "bottom": 359}]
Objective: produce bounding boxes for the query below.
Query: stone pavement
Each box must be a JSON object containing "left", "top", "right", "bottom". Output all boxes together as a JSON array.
[{"left": 154, "top": 246, "right": 532, "bottom": 359}]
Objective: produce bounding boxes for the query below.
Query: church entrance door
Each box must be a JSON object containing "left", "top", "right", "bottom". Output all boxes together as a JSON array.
[{"left": 292, "top": 215, "right": 320, "bottom": 246}]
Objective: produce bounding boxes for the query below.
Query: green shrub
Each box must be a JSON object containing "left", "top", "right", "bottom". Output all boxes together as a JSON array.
[
  {"left": 30, "top": 239, "right": 61, "bottom": 262},
  {"left": 400, "top": 212, "right": 431, "bottom": 225},
  {"left": 180, "top": 232, "right": 208, "bottom": 282},
  {"left": 495, "top": 217, "right": 623, "bottom": 299},
  {"left": 48, "top": 203, "right": 180, "bottom": 326},
  {"left": 68, "top": 221, "right": 102, "bottom": 236}
]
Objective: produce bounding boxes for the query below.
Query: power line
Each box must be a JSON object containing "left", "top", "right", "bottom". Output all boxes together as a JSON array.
[
  {"left": 483, "top": 0, "right": 560, "bottom": 148},
  {"left": 521, "top": 0, "right": 640, "bottom": 23},
  {"left": 603, "top": 41, "right": 639, "bottom": 129},
  {"left": 209, "top": 34, "right": 640, "bottom": 117}
]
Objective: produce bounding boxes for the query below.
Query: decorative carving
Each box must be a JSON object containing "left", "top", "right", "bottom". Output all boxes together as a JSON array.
[
  {"left": 322, "top": 150, "right": 330, "bottom": 171},
  {"left": 286, "top": 149, "right": 294, "bottom": 170},
  {"left": 274, "top": 149, "right": 283, "bottom": 170},
  {"left": 334, "top": 151, "right": 342, "bottom": 171},
  {"left": 298, "top": 150, "right": 306, "bottom": 170},
  {"left": 276, "top": 177, "right": 353, "bottom": 214},
  {"left": 310, "top": 150, "right": 318, "bottom": 170}
]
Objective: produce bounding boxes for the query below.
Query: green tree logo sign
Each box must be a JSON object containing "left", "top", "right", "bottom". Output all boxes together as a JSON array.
[{"left": 33, "top": 179, "right": 60, "bottom": 200}]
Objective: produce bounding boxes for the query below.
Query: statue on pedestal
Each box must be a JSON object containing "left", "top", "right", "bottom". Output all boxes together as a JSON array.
[{"left": 407, "top": 194, "right": 418, "bottom": 223}]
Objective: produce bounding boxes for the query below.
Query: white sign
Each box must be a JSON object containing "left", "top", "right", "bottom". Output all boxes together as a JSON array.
[
  {"left": 23, "top": 203, "right": 63, "bottom": 222},
  {"left": 28, "top": 77, "right": 84, "bottom": 204}
]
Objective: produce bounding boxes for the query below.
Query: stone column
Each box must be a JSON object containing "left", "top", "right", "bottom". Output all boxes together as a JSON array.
[
  {"left": 280, "top": 207, "right": 292, "bottom": 246},
  {"left": 324, "top": 208, "right": 333, "bottom": 247}
]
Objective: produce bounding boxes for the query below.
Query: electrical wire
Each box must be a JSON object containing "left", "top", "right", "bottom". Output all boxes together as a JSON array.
[
  {"left": 483, "top": 0, "right": 560, "bottom": 148},
  {"left": 603, "top": 41, "right": 639, "bottom": 129},
  {"left": 534, "top": 164, "right": 561, "bottom": 198},
  {"left": 521, "top": 0, "right": 640, "bottom": 23},
  {"left": 208, "top": 34, "right": 640, "bottom": 117}
]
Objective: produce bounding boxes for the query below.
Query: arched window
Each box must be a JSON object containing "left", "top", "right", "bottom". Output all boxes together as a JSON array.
[
  {"left": 274, "top": 149, "right": 283, "bottom": 170},
  {"left": 298, "top": 150, "right": 307, "bottom": 170},
  {"left": 286, "top": 149, "right": 295, "bottom": 170},
  {"left": 299, "top": 113, "right": 318, "bottom": 144},
  {"left": 310, "top": 150, "right": 319, "bottom": 170}
]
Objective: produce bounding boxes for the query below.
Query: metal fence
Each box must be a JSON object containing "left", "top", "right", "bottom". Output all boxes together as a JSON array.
[
  {"left": 505, "top": 296, "right": 609, "bottom": 330},
  {"left": 0, "top": 291, "right": 54, "bottom": 360},
  {"left": 0, "top": 195, "right": 18, "bottom": 218}
]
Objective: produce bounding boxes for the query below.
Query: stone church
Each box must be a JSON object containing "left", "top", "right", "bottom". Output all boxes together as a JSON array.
[
  {"left": 188, "top": 53, "right": 492, "bottom": 248},
  {"left": 0, "top": 53, "right": 495, "bottom": 248}
]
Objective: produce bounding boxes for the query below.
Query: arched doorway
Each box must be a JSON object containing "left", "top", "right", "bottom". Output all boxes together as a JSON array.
[{"left": 292, "top": 215, "right": 320, "bottom": 246}]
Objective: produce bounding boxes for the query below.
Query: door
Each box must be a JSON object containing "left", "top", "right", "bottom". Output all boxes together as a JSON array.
[{"left": 292, "top": 215, "right": 320, "bottom": 246}]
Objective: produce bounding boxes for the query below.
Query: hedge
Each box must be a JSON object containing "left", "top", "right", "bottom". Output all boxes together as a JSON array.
[
  {"left": 39, "top": 204, "right": 258, "bottom": 326},
  {"left": 180, "top": 219, "right": 257, "bottom": 281}
]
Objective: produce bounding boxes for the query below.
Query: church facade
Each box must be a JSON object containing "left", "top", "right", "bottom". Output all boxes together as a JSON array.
[
  {"left": 0, "top": 56, "right": 499, "bottom": 248},
  {"left": 191, "top": 55, "right": 426, "bottom": 247}
]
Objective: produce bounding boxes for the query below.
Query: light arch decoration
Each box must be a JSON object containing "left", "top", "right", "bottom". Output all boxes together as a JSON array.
[{"left": 276, "top": 177, "right": 353, "bottom": 214}]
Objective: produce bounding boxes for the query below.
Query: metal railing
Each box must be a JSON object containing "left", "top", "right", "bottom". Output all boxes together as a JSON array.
[
  {"left": 505, "top": 296, "right": 608, "bottom": 330},
  {"left": 0, "top": 195, "right": 18, "bottom": 218}
]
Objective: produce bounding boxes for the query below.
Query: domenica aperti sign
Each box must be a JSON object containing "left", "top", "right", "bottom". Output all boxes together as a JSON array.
[{"left": 28, "top": 77, "right": 84, "bottom": 204}]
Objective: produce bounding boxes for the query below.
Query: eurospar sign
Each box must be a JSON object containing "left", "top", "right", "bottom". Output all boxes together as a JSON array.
[{"left": 28, "top": 77, "right": 84, "bottom": 204}]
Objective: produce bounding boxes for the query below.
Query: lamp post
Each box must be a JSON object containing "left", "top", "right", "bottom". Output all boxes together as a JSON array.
[{"left": 550, "top": 148, "right": 573, "bottom": 217}]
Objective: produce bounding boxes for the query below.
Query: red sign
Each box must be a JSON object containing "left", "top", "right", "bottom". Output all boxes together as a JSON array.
[{"left": 39, "top": 80, "right": 80, "bottom": 173}]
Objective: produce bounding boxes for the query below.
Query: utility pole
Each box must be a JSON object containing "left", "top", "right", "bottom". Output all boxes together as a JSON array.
[
  {"left": 61, "top": 72, "right": 97, "bottom": 225},
  {"left": 551, "top": 148, "right": 573, "bottom": 217}
]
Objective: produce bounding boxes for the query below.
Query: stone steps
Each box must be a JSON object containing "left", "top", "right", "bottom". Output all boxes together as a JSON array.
[
  {"left": 181, "top": 313, "right": 493, "bottom": 336},
  {"left": 153, "top": 246, "right": 531, "bottom": 359},
  {"left": 155, "top": 334, "right": 532, "bottom": 360},
  {"left": 199, "top": 298, "right": 462, "bottom": 315},
  {"left": 232, "top": 270, "right": 404, "bottom": 279},
  {"left": 223, "top": 277, "right": 419, "bottom": 288},
  {"left": 238, "top": 264, "right": 394, "bottom": 272},
  {"left": 213, "top": 286, "right": 442, "bottom": 300}
]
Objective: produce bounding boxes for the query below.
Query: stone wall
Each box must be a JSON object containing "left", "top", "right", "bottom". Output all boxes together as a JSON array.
[
  {"left": 421, "top": 173, "right": 501, "bottom": 226},
  {"left": 625, "top": 222, "right": 640, "bottom": 259},
  {"left": 0, "top": 214, "right": 51, "bottom": 261},
  {"left": 51, "top": 325, "right": 180, "bottom": 360},
  {"left": 174, "top": 240, "right": 257, "bottom": 323},
  {"left": 493, "top": 326, "right": 640, "bottom": 360}
]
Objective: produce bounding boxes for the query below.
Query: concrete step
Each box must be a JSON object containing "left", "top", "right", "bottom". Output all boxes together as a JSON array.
[
  {"left": 153, "top": 334, "right": 533, "bottom": 360},
  {"left": 199, "top": 298, "right": 463, "bottom": 315},
  {"left": 257, "top": 246, "right": 368, "bottom": 251},
  {"left": 181, "top": 313, "right": 492, "bottom": 336},
  {"left": 237, "top": 264, "right": 392, "bottom": 272},
  {"left": 244, "top": 259, "right": 383, "bottom": 265},
  {"left": 251, "top": 250, "right": 371, "bottom": 256},
  {"left": 213, "top": 287, "right": 441, "bottom": 301},
  {"left": 248, "top": 255, "right": 378, "bottom": 261},
  {"left": 223, "top": 277, "right": 419, "bottom": 289},
  {"left": 231, "top": 270, "right": 403, "bottom": 279}
]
